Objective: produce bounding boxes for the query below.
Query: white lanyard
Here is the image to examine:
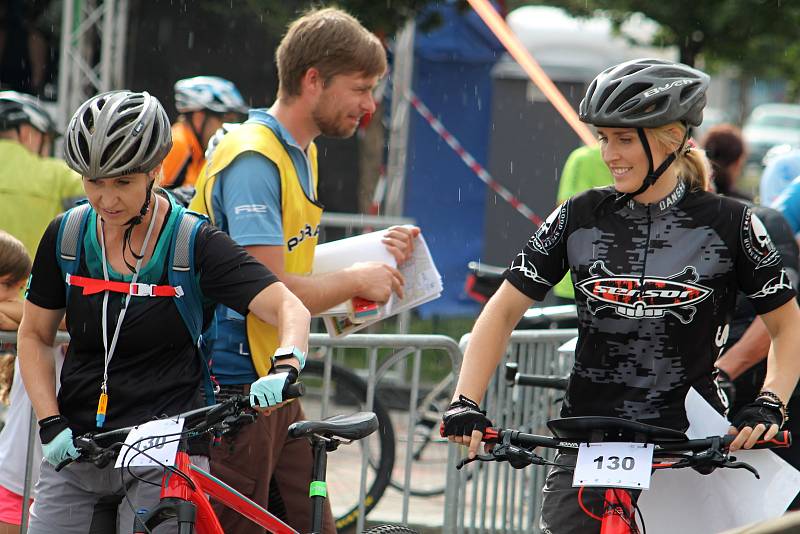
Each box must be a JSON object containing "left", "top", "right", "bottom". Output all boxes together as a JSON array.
[{"left": 95, "top": 197, "right": 159, "bottom": 425}]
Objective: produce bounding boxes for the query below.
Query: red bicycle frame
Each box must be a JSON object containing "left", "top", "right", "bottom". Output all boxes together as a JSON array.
[{"left": 135, "top": 451, "right": 296, "bottom": 534}]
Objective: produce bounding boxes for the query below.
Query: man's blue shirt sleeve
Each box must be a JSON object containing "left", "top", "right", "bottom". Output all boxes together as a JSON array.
[{"left": 212, "top": 152, "right": 284, "bottom": 246}]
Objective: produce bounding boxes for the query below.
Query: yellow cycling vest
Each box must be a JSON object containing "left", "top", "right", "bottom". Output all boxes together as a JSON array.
[{"left": 190, "top": 123, "right": 322, "bottom": 376}]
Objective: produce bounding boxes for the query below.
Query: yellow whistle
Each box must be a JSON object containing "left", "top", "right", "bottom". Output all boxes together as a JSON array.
[{"left": 96, "top": 392, "right": 108, "bottom": 427}]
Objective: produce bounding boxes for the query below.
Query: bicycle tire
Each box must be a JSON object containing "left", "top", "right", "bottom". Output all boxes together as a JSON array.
[
  {"left": 302, "top": 359, "right": 395, "bottom": 532},
  {"left": 370, "top": 351, "right": 468, "bottom": 498},
  {"left": 363, "top": 525, "right": 419, "bottom": 534}
]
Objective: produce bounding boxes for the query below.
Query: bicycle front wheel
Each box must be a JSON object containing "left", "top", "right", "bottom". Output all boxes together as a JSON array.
[{"left": 301, "top": 359, "right": 395, "bottom": 532}]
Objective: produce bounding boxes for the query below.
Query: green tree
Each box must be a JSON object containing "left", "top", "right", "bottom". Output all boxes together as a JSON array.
[{"left": 511, "top": 1, "right": 800, "bottom": 70}]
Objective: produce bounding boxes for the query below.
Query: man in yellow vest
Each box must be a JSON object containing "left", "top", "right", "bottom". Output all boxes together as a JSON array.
[{"left": 189, "top": 7, "right": 418, "bottom": 533}]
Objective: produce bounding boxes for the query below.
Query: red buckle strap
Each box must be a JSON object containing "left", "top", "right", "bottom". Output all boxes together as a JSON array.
[{"left": 66, "top": 274, "right": 182, "bottom": 298}]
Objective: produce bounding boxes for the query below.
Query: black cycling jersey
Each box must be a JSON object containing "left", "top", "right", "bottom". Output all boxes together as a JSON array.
[
  {"left": 27, "top": 200, "right": 277, "bottom": 435},
  {"left": 505, "top": 179, "right": 796, "bottom": 431}
]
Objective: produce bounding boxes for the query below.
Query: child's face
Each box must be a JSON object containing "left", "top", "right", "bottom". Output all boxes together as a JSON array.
[{"left": 0, "top": 275, "right": 25, "bottom": 302}]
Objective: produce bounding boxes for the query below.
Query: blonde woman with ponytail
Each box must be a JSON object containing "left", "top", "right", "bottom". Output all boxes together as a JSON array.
[{"left": 440, "top": 59, "right": 800, "bottom": 533}]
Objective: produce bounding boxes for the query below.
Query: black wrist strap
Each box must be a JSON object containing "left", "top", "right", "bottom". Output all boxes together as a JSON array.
[
  {"left": 38, "top": 415, "right": 69, "bottom": 444},
  {"left": 271, "top": 364, "right": 299, "bottom": 383}
]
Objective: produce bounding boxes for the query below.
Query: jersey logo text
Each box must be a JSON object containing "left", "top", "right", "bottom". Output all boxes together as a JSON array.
[
  {"left": 287, "top": 223, "right": 320, "bottom": 252},
  {"left": 576, "top": 261, "right": 713, "bottom": 324},
  {"left": 741, "top": 208, "right": 780, "bottom": 269},
  {"left": 529, "top": 202, "right": 568, "bottom": 256}
]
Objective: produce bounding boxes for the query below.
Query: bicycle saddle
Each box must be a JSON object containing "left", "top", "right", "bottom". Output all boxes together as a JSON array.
[
  {"left": 547, "top": 416, "right": 687, "bottom": 443},
  {"left": 288, "top": 412, "right": 378, "bottom": 441}
]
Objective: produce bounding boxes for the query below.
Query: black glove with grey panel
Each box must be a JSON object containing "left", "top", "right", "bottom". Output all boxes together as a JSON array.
[
  {"left": 731, "top": 395, "right": 786, "bottom": 431},
  {"left": 441, "top": 395, "right": 493, "bottom": 437}
]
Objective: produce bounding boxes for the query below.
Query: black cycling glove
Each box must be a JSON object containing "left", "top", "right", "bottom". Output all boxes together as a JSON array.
[
  {"left": 731, "top": 396, "right": 785, "bottom": 430},
  {"left": 441, "top": 395, "right": 493, "bottom": 437}
]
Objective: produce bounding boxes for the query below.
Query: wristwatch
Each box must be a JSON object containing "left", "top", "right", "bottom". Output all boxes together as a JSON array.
[{"left": 272, "top": 345, "right": 306, "bottom": 370}]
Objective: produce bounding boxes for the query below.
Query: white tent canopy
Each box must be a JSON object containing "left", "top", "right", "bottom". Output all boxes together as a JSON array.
[{"left": 494, "top": 5, "right": 677, "bottom": 83}]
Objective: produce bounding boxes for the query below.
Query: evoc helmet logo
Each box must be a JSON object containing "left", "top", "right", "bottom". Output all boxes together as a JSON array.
[{"left": 643, "top": 79, "right": 693, "bottom": 98}]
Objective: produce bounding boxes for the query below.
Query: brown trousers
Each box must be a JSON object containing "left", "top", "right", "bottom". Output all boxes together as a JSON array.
[{"left": 209, "top": 398, "right": 336, "bottom": 534}]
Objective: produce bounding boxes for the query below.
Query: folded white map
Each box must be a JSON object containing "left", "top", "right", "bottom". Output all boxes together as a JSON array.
[{"left": 312, "top": 227, "right": 443, "bottom": 337}]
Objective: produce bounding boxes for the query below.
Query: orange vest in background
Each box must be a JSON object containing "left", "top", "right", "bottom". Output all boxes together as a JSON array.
[{"left": 161, "top": 121, "right": 205, "bottom": 188}]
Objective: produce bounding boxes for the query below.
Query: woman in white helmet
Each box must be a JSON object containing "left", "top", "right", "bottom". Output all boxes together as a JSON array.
[
  {"left": 161, "top": 76, "right": 248, "bottom": 189},
  {"left": 17, "top": 90, "right": 309, "bottom": 534}
]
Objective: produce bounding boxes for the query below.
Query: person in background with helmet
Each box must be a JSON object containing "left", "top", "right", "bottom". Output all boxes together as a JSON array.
[
  {"left": 161, "top": 76, "right": 248, "bottom": 189},
  {"left": 16, "top": 89, "right": 311, "bottom": 534},
  {"left": 441, "top": 58, "right": 800, "bottom": 533},
  {"left": 0, "top": 91, "right": 84, "bottom": 258},
  {"left": 0, "top": 91, "right": 82, "bottom": 533}
]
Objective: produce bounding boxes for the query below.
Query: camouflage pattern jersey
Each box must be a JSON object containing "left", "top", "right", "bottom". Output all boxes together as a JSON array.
[{"left": 504, "top": 179, "right": 796, "bottom": 431}]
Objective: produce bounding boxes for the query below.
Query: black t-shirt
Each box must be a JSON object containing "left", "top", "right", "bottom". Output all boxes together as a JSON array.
[
  {"left": 27, "top": 202, "right": 278, "bottom": 434},
  {"left": 505, "top": 180, "right": 796, "bottom": 431}
]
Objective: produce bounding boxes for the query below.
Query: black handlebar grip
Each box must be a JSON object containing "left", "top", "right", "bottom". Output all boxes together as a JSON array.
[
  {"left": 284, "top": 381, "right": 305, "bottom": 399},
  {"left": 753, "top": 430, "right": 791, "bottom": 449}
]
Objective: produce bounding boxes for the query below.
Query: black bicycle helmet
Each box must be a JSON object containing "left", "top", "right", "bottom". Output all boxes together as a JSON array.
[
  {"left": 64, "top": 90, "right": 172, "bottom": 179},
  {"left": 579, "top": 58, "right": 709, "bottom": 128},
  {"left": 0, "top": 91, "right": 58, "bottom": 135},
  {"left": 580, "top": 59, "right": 710, "bottom": 209}
]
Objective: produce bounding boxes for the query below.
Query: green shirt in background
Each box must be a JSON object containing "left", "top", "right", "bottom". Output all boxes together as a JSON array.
[
  {"left": 0, "top": 140, "right": 84, "bottom": 258},
  {"left": 553, "top": 145, "right": 613, "bottom": 299}
]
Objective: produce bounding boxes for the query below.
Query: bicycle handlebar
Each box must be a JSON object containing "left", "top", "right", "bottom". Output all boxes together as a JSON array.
[
  {"left": 57, "top": 381, "right": 305, "bottom": 471},
  {"left": 482, "top": 427, "right": 791, "bottom": 453}
]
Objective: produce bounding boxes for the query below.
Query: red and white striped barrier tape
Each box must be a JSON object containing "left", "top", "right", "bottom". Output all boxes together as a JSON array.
[{"left": 407, "top": 91, "right": 543, "bottom": 226}]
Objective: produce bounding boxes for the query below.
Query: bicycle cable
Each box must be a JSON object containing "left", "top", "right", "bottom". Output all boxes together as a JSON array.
[{"left": 111, "top": 425, "right": 211, "bottom": 533}]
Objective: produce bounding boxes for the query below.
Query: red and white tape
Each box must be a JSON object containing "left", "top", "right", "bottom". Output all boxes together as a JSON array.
[{"left": 407, "top": 91, "right": 543, "bottom": 226}]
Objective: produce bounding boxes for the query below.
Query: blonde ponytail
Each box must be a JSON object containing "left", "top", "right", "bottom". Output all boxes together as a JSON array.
[{"left": 649, "top": 122, "right": 710, "bottom": 192}]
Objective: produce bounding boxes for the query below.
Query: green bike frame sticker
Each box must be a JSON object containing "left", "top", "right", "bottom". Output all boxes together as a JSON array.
[{"left": 309, "top": 481, "right": 328, "bottom": 498}]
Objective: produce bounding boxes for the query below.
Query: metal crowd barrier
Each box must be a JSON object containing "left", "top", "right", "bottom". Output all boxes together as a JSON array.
[
  {"left": 2, "top": 330, "right": 461, "bottom": 534},
  {"left": 445, "top": 329, "right": 577, "bottom": 534},
  {"left": 307, "top": 333, "right": 462, "bottom": 532}
]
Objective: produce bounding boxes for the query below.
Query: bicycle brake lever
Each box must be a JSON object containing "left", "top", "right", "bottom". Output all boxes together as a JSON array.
[
  {"left": 54, "top": 457, "right": 76, "bottom": 472},
  {"left": 722, "top": 458, "right": 760, "bottom": 479},
  {"left": 456, "top": 452, "right": 497, "bottom": 469}
]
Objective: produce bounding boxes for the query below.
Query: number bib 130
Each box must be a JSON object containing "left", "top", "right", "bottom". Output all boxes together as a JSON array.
[
  {"left": 114, "top": 417, "right": 185, "bottom": 469},
  {"left": 573, "top": 442, "right": 654, "bottom": 490}
]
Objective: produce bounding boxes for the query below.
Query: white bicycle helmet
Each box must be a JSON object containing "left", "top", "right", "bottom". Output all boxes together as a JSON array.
[
  {"left": 0, "top": 91, "right": 58, "bottom": 135},
  {"left": 174, "top": 76, "right": 248, "bottom": 114},
  {"left": 64, "top": 90, "right": 172, "bottom": 179}
]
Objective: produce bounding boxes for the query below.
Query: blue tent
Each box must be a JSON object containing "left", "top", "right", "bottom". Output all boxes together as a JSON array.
[{"left": 403, "top": 1, "right": 503, "bottom": 316}]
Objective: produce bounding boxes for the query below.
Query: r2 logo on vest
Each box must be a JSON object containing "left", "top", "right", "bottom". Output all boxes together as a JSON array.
[{"left": 287, "top": 224, "right": 320, "bottom": 251}]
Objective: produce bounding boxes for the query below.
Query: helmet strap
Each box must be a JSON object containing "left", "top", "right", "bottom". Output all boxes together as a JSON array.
[
  {"left": 613, "top": 127, "right": 686, "bottom": 209},
  {"left": 121, "top": 179, "right": 156, "bottom": 273}
]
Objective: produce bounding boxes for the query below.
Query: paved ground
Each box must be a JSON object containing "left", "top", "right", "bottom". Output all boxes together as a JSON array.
[{"left": 325, "top": 408, "right": 451, "bottom": 530}]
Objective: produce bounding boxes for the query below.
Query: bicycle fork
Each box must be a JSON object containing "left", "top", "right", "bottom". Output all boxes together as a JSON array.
[{"left": 600, "top": 488, "right": 639, "bottom": 534}]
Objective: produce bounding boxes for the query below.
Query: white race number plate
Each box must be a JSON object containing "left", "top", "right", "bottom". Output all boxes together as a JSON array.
[
  {"left": 573, "top": 442, "right": 654, "bottom": 490},
  {"left": 114, "top": 418, "right": 185, "bottom": 468}
]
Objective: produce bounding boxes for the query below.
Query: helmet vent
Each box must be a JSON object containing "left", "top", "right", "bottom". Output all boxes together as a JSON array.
[
  {"left": 596, "top": 81, "right": 621, "bottom": 111},
  {"left": 100, "top": 137, "right": 124, "bottom": 167},
  {"left": 77, "top": 134, "right": 90, "bottom": 162},
  {"left": 608, "top": 83, "right": 651, "bottom": 113}
]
